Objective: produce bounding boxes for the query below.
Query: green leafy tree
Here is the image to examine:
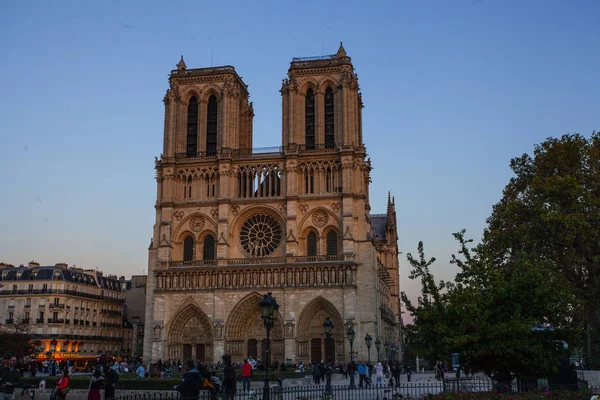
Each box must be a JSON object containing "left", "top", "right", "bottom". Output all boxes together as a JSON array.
[
  {"left": 0, "top": 315, "right": 33, "bottom": 358},
  {"left": 402, "top": 232, "right": 579, "bottom": 384},
  {"left": 483, "top": 132, "right": 600, "bottom": 367}
]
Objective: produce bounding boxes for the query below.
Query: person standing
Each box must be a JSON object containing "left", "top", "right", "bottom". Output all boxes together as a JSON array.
[
  {"left": 135, "top": 363, "right": 146, "bottom": 379},
  {"left": 374, "top": 362, "right": 384, "bottom": 385},
  {"left": 55, "top": 370, "right": 70, "bottom": 400},
  {"left": 221, "top": 355, "right": 236, "bottom": 400},
  {"left": 87, "top": 368, "right": 105, "bottom": 400},
  {"left": 103, "top": 366, "right": 119, "bottom": 400},
  {"left": 241, "top": 359, "right": 252, "bottom": 392},
  {"left": 29, "top": 359, "right": 37, "bottom": 378},
  {"left": 0, "top": 357, "right": 21, "bottom": 400},
  {"left": 174, "top": 359, "right": 202, "bottom": 400},
  {"left": 357, "top": 362, "right": 367, "bottom": 388},
  {"left": 406, "top": 365, "right": 412, "bottom": 382},
  {"left": 312, "top": 363, "right": 321, "bottom": 385}
]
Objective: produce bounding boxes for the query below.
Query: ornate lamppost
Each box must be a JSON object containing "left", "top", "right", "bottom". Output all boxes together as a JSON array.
[
  {"left": 364, "top": 333, "right": 372, "bottom": 365},
  {"left": 347, "top": 325, "right": 356, "bottom": 388},
  {"left": 323, "top": 317, "right": 334, "bottom": 394},
  {"left": 323, "top": 317, "right": 334, "bottom": 357},
  {"left": 375, "top": 337, "right": 381, "bottom": 362},
  {"left": 259, "top": 292, "right": 279, "bottom": 400}
]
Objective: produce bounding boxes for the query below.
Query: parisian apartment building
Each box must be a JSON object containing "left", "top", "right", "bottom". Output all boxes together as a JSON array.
[{"left": 0, "top": 262, "right": 143, "bottom": 363}]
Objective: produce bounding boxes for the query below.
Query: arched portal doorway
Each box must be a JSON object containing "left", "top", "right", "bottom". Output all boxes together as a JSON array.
[
  {"left": 225, "top": 292, "right": 285, "bottom": 363},
  {"left": 167, "top": 303, "right": 214, "bottom": 363},
  {"left": 296, "top": 296, "right": 344, "bottom": 364}
]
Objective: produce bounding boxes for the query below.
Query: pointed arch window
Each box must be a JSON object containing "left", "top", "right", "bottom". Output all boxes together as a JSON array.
[
  {"left": 203, "top": 235, "right": 215, "bottom": 261},
  {"left": 183, "top": 236, "right": 194, "bottom": 261},
  {"left": 305, "top": 88, "right": 315, "bottom": 150},
  {"left": 206, "top": 95, "right": 218, "bottom": 156},
  {"left": 326, "top": 231, "right": 338, "bottom": 256},
  {"left": 307, "top": 232, "right": 318, "bottom": 256},
  {"left": 186, "top": 97, "right": 198, "bottom": 157},
  {"left": 324, "top": 87, "right": 335, "bottom": 149}
]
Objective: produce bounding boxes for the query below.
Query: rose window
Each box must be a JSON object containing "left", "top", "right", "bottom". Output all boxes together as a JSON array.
[{"left": 239, "top": 213, "right": 283, "bottom": 257}]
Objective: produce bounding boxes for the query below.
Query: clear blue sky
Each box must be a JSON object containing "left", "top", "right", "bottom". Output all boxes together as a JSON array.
[{"left": 1, "top": 0, "right": 598, "bottom": 306}]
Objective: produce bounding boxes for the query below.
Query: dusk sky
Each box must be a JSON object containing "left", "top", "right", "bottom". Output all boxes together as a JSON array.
[{"left": 1, "top": 0, "right": 598, "bottom": 309}]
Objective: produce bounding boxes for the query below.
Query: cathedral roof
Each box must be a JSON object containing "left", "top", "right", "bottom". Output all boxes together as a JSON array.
[{"left": 370, "top": 214, "right": 388, "bottom": 242}]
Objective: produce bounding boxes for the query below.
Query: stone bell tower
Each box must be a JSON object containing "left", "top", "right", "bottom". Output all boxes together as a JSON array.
[
  {"left": 162, "top": 56, "right": 254, "bottom": 158},
  {"left": 280, "top": 43, "right": 363, "bottom": 149}
]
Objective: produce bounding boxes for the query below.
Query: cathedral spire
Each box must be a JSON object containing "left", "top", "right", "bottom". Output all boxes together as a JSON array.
[
  {"left": 336, "top": 42, "right": 347, "bottom": 58},
  {"left": 177, "top": 55, "right": 187, "bottom": 71}
]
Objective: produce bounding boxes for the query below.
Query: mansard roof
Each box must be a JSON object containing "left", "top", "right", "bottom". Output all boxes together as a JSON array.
[{"left": 0, "top": 265, "right": 121, "bottom": 290}]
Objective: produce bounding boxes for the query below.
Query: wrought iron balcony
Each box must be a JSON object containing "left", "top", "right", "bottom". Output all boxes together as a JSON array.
[{"left": 5, "top": 319, "right": 14, "bottom": 324}]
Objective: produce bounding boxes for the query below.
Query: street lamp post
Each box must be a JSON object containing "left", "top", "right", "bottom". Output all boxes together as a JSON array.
[
  {"left": 347, "top": 326, "right": 356, "bottom": 388},
  {"left": 375, "top": 337, "right": 381, "bottom": 362},
  {"left": 323, "top": 317, "right": 334, "bottom": 394},
  {"left": 259, "top": 292, "right": 279, "bottom": 400},
  {"left": 364, "top": 333, "right": 372, "bottom": 365}
]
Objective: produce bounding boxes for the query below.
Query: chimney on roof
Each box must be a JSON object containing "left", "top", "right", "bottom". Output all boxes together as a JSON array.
[
  {"left": 28, "top": 261, "right": 40, "bottom": 268},
  {"left": 55, "top": 263, "right": 68, "bottom": 269}
]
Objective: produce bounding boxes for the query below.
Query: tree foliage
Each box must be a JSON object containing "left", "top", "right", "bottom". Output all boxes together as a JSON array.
[
  {"left": 483, "top": 132, "right": 600, "bottom": 367},
  {"left": 0, "top": 316, "right": 33, "bottom": 359},
  {"left": 401, "top": 232, "right": 579, "bottom": 383}
]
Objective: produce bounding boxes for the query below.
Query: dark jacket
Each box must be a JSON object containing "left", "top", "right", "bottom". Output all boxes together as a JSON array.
[
  {"left": 1, "top": 366, "right": 21, "bottom": 394},
  {"left": 176, "top": 368, "right": 203, "bottom": 400},
  {"left": 105, "top": 368, "right": 119, "bottom": 386},
  {"left": 222, "top": 364, "right": 236, "bottom": 391}
]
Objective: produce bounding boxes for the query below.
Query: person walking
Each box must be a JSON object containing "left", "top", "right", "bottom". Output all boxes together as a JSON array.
[
  {"left": 241, "top": 359, "right": 252, "bottom": 392},
  {"left": 174, "top": 359, "right": 202, "bottom": 400},
  {"left": 221, "top": 355, "right": 236, "bottom": 400},
  {"left": 103, "top": 365, "right": 119, "bottom": 400},
  {"left": 55, "top": 370, "right": 70, "bottom": 400},
  {"left": 0, "top": 357, "right": 21, "bottom": 400}
]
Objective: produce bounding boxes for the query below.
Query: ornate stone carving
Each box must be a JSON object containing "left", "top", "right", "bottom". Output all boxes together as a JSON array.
[
  {"left": 298, "top": 204, "right": 309, "bottom": 214},
  {"left": 312, "top": 210, "right": 329, "bottom": 227},
  {"left": 331, "top": 203, "right": 341, "bottom": 213},
  {"left": 153, "top": 325, "right": 162, "bottom": 342},
  {"left": 210, "top": 209, "right": 219, "bottom": 219},
  {"left": 190, "top": 216, "right": 205, "bottom": 232},
  {"left": 284, "top": 321, "right": 295, "bottom": 338},
  {"left": 231, "top": 205, "right": 240, "bottom": 216},
  {"left": 278, "top": 202, "right": 287, "bottom": 214},
  {"left": 214, "top": 322, "right": 224, "bottom": 339},
  {"left": 239, "top": 213, "right": 283, "bottom": 257},
  {"left": 174, "top": 211, "right": 184, "bottom": 221}
]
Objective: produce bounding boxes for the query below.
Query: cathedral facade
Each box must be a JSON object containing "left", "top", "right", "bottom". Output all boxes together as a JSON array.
[{"left": 143, "top": 44, "right": 401, "bottom": 365}]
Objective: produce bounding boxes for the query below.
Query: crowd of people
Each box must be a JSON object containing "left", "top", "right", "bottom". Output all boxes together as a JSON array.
[{"left": 310, "top": 359, "right": 412, "bottom": 388}]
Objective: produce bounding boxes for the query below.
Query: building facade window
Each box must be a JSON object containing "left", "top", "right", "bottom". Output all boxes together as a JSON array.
[
  {"left": 206, "top": 95, "right": 218, "bottom": 156},
  {"left": 183, "top": 236, "right": 195, "bottom": 261},
  {"left": 305, "top": 88, "right": 315, "bottom": 150},
  {"left": 307, "top": 232, "right": 317, "bottom": 256},
  {"left": 324, "top": 87, "right": 334, "bottom": 148},
  {"left": 187, "top": 97, "right": 198, "bottom": 157},
  {"left": 326, "top": 231, "right": 338, "bottom": 256},
  {"left": 203, "top": 235, "right": 215, "bottom": 260}
]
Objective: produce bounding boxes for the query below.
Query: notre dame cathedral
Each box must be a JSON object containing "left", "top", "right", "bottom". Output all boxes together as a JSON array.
[{"left": 143, "top": 44, "right": 401, "bottom": 365}]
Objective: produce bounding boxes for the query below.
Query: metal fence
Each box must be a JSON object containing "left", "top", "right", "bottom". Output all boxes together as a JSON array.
[
  {"left": 113, "top": 377, "right": 592, "bottom": 400},
  {"left": 114, "top": 381, "right": 493, "bottom": 400}
]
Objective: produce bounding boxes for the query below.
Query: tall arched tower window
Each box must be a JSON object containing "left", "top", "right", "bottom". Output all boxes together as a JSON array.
[
  {"left": 326, "top": 231, "right": 338, "bottom": 256},
  {"left": 307, "top": 232, "right": 317, "bottom": 256},
  {"left": 203, "top": 235, "right": 215, "bottom": 261},
  {"left": 305, "top": 88, "right": 315, "bottom": 150},
  {"left": 183, "top": 236, "right": 194, "bottom": 261},
  {"left": 206, "top": 95, "right": 218, "bottom": 156},
  {"left": 324, "top": 87, "right": 335, "bottom": 148},
  {"left": 186, "top": 97, "right": 198, "bottom": 157}
]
